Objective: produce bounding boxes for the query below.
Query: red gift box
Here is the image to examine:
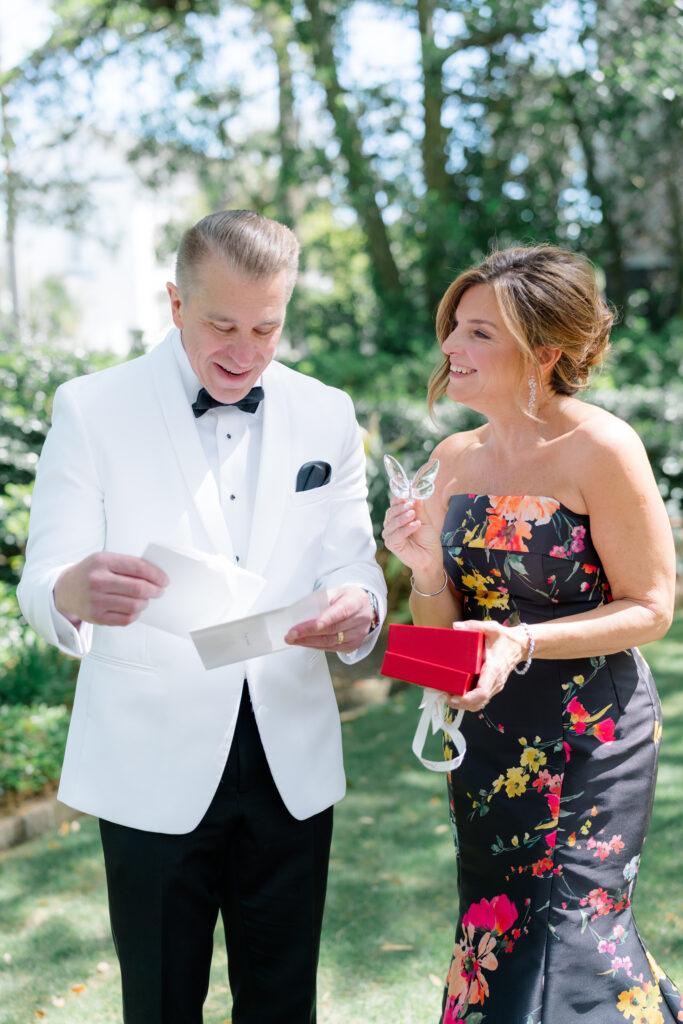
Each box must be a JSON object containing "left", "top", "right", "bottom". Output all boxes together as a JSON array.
[{"left": 380, "top": 624, "right": 484, "bottom": 695}]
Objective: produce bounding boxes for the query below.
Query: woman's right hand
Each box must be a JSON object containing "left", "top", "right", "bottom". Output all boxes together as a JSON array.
[{"left": 381, "top": 496, "right": 444, "bottom": 578}]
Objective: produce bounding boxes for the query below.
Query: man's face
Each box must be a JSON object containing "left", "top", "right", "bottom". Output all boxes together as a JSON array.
[{"left": 167, "top": 255, "right": 289, "bottom": 403}]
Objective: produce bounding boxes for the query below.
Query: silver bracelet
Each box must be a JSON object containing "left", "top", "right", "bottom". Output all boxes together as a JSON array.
[
  {"left": 513, "top": 621, "right": 535, "bottom": 675},
  {"left": 410, "top": 570, "right": 448, "bottom": 598}
]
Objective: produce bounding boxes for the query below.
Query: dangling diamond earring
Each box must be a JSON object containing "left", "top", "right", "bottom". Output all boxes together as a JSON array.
[{"left": 527, "top": 376, "right": 538, "bottom": 417}]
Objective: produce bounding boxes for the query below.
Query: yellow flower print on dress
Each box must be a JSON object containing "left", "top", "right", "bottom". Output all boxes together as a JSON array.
[
  {"left": 520, "top": 746, "right": 547, "bottom": 773},
  {"left": 617, "top": 981, "right": 664, "bottom": 1023},
  {"left": 461, "top": 568, "right": 510, "bottom": 611},
  {"left": 505, "top": 766, "right": 529, "bottom": 798}
]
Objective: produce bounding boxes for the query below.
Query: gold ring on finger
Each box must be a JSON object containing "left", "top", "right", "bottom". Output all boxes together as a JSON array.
[{"left": 337, "top": 631, "right": 344, "bottom": 645}]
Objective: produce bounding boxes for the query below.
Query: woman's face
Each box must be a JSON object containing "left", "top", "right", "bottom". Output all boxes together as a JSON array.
[{"left": 441, "top": 283, "right": 525, "bottom": 413}]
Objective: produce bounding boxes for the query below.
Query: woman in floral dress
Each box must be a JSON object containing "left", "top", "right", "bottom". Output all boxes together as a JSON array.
[{"left": 382, "top": 245, "right": 682, "bottom": 1023}]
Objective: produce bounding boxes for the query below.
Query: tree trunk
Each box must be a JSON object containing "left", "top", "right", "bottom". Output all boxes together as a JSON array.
[
  {"left": 298, "top": 0, "right": 403, "bottom": 301},
  {"left": 0, "top": 77, "right": 20, "bottom": 331},
  {"left": 417, "top": 0, "right": 450, "bottom": 202},
  {"left": 258, "top": 2, "right": 300, "bottom": 225},
  {"left": 561, "top": 80, "right": 628, "bottom": 312},
  {"left": 417, "top": 0, "right": 456, "bottom": 316},
  {"left": 665, "top": 169, "right": 682, "bottom": 317}
]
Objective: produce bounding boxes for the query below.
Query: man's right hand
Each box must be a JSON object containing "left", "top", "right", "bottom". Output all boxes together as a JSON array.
[{"left": 54, "top": 553, "right": 169, "bottom": 628}]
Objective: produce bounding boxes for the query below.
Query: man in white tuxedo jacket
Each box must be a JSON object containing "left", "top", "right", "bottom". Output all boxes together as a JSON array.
[{"left": 18, "top": 210, "right": 386, "bottom": 1024}]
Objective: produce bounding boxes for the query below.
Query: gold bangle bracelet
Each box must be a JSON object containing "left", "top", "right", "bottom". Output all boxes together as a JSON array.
[{"left": 410, "top": 570, "right": 448, "bottom": 597}]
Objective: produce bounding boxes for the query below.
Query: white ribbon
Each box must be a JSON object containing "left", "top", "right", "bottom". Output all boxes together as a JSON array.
[{"left": 411, "top": 688, "right": 467, "bottom": 772}]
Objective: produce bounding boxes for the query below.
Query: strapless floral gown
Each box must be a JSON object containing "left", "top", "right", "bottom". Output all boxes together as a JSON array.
[{"left": 437, "top": 494, "right": 682, "bottom": 1024}]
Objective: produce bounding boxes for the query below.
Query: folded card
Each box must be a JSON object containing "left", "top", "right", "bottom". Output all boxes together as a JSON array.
[
  {"left": 190, "top": 588, "right": 331, "bottom": 669},
  {"left": 380, "top": 624, "right": 484, "bottom": 695},
  {"left": 138, "top": 542, "right": 266, "bottom": 637}
]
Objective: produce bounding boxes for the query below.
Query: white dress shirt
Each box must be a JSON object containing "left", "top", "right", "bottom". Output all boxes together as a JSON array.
[{"left": 171, "top": 331, "right": 263, "bottom": 570}]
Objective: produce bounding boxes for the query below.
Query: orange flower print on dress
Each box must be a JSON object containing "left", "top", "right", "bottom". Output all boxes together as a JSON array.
[
  {"left": 480, "top": 495, "right": 560, "bottom": 552},
  {"left": 488, "top": 495, "right": 561, "bottom": 524},
  {"left": 483, "top": 513, "right": 533, "bottom": 551}
]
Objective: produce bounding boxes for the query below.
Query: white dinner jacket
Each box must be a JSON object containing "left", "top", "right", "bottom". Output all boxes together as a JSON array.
[{"left": 17, "top": 331, "right": 386, "bottom": 832}]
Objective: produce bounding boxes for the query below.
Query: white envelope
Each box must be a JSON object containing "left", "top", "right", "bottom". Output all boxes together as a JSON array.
[
  {"left": 138, "top": 542, "right": 266, "bottom": 636},
  {"left": 190, "top": 589, "right": 331, "bottom": 669}
]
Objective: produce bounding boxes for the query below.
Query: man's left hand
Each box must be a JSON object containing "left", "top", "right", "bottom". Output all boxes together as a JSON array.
[{"left": 285, "top": 585, "right": 374, "bottom": 653}]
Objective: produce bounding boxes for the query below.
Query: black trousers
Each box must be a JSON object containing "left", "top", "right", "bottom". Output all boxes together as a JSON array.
[{"left": 99, "top": 685, "right": 334, "bottom": 1024}]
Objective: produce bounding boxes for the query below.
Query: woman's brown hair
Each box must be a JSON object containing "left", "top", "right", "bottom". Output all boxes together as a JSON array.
[{"left": 427, "top": 245, "right": 614, "bottom": 415}]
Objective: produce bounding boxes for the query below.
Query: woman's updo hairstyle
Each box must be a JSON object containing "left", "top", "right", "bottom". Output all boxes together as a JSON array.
[{"left": 428, "top": 245, "right": 614, "bottom": 414}]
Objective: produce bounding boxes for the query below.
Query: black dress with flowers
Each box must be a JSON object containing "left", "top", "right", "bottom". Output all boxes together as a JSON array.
[{"left": 438, "top": 494, "right": 682, "bottom": 1024}]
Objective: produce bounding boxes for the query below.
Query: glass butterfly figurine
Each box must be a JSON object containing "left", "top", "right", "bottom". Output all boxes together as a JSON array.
[{"left": 383, "top": 454, "right": 440, "bottom": 501}]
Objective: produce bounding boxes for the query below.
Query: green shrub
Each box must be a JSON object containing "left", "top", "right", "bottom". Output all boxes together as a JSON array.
[
  {"left": 0, "top": 634, "right": 78, "bottom": 707},
  {"left": 0, "top": 703, "right": 69, "bottom": 798},
  {"left": 0, "top": 327, "right": 120, "bottom": 586},
  {"left": 0, "top": 583, "right": 78, "bottom": 707},
  {"left": 608, "top": 318, "right": 683, "bottom": 390}
]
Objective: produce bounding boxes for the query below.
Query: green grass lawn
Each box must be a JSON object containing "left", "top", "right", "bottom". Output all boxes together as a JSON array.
[{"left": 1, "top": 618, "right": 682, "bottom": 1024}]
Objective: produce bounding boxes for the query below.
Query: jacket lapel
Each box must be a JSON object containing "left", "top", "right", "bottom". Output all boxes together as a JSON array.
[
  {"left": 246, "top": 361, "right": 291, "bottom": 577},
  {"left": 147, "top": 334, "right": 235, "bottom": 559}
]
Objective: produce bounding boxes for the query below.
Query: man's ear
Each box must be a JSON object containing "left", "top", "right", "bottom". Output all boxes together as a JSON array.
[{"left": 166, "top": 282, "right": 184, "bottom": 329}]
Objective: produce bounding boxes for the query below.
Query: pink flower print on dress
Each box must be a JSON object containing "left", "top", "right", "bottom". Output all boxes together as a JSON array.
[
  {"left": 593, "top": 718, "right": 616, "bottom": 743},
  {"left": 570, "top": 524, "right": 586, "bottom": 553},
  {"left": 463, "top": 893, "right": 518, "bottom": 935},
  {"left": 611, "top": 954, "right": 634, "bottom": 974},
  {"left": 567, "top": 697, "right": 590, "bottom": 734},
  {"left": 546, "top": 792, "right": 560, "bottom": 822}
]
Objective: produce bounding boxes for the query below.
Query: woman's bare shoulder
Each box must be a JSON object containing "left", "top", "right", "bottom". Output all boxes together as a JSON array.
[
  {"left": 429, "top": 427, "right": 486, "bottom": 511},
  {"left": 432, "top": 426, "right": 487, "bottom": 464},
  {"left": 563, "top": 399, "right": 645, "bottom": 458}
]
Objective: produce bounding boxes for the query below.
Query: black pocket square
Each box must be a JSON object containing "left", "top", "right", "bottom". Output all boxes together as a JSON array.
[{"left": 296, "top": 461, "right": 332, "bottom": 492}]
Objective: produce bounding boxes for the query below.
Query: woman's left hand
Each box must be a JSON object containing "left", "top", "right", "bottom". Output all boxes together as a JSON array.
[{"left": 446, "top": 620, "right": 529, "bottom": 713}]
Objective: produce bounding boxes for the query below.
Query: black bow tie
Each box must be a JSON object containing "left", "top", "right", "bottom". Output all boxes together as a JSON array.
[{"left": 192, "top": 385, "right": 264, "bottom": 418}]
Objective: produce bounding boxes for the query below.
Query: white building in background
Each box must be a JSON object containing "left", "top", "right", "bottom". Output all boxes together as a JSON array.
[{"left": 14, "top": 143, "right": 196, "bottom": 355}]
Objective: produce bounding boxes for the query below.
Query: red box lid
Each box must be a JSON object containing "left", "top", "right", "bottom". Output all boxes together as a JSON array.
[{"left": 380, "top": 624, "right": 484, "bottom": 695}]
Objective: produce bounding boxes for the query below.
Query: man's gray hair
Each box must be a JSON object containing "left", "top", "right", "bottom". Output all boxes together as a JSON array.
[{"left": 175, "top": 210, "right": 300, "bottom": 299}]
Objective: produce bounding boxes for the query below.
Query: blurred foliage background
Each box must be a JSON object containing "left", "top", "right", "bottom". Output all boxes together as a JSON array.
[{"left": 0, "top": 0, "right": 681, "bottom": 780}]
